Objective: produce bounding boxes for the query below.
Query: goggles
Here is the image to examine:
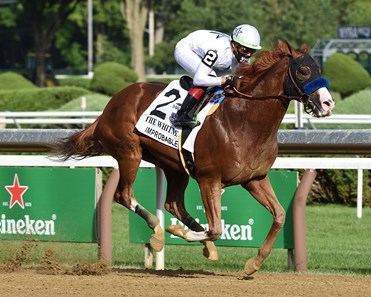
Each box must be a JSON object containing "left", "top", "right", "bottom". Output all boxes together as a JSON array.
[{"left": 237, "top": 44, "right": 257, "bottom": 56}]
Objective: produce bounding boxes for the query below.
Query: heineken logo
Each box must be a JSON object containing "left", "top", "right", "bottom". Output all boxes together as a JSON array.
[
  {"left": 0, "top": 214, "right": 56, "bottom": 236},
  {"left": 4, "top": 174, "right": 29, "bottom": 209},
  {"left": 0, "top": 167, "right": 98, "bottom": 243},
  {"left": 169, "top": 217, "right": 254, "bottom": 241},
  {"left": 1, "top": 173, "right": 56, "bottom": 236}
]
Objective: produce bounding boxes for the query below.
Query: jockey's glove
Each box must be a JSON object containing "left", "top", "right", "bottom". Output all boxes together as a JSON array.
[{"left": 223, "top": 75, "right": 238, "bottom": 88}]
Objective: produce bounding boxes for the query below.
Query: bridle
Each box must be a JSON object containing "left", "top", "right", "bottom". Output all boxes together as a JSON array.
[{"left": 229, "top": 54, "right": 323, "bottom": 116}]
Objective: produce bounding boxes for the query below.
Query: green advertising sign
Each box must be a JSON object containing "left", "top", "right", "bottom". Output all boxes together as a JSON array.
[
  {"left": 130, "top": 168, "right": 297, "bottom": 249},
  {"left": 0, "top": 167, "right": 100, "bottom": 243}
]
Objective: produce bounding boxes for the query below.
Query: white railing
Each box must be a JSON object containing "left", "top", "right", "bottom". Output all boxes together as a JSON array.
[
  {"left": 0, "top": 111, "right": 370, "bottom": 128},
  {"left": 0, "top": 155, "right": 369, "bottom": 218},
  {"left": 282, "top": 114, "right": 371, "bottom": 126},
  {"left": 0, "top": 111, "right": 101, "bottom": 127}
]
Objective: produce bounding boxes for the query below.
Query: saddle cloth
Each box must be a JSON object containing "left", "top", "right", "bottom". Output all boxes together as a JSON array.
[{"left": 135, "top": 80, "right": 224, "bottom": 153}]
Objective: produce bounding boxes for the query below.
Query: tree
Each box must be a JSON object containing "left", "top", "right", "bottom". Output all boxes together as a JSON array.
[
  {"left": 341, "top": 0, "right": 371, "bottom": 25},
  {"left": 120, "top": 0, "right": 150, "bottom": 81},
  {"left": 148, "top": 0, "right": 264, "bottom": 74},
  {"left": 52, "top": 2, "right": 88, "bottom": 70},
  {"left": 1, "top": 0, "right": 370, "bottom": 80},
  {"left": 0, "top": 3, "right": 33, "bottom": 69},
  {"left": 259, "top": 0, "right": 337, "bottom": 49},
  {"left": 19, "top": 0, "right": 83, "bottom": 86},
  {"left": 52, "top": 0, "right": 132, "bottom": 71},
  {"left": 330, "top": 0, "right": 355, "bottom": 25},
  {"left": 92, "top": 0, "right": 131, "bottom": 65}
]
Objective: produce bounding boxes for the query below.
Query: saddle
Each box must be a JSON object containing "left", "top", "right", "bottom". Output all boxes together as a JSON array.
[{"left": 179, "top": 75, "right": 193, "bottom": 91}]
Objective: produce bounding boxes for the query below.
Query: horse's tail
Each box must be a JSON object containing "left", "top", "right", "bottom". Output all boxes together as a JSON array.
[{"left": 49, "top": 119, "right": 103, "bottom": 161}]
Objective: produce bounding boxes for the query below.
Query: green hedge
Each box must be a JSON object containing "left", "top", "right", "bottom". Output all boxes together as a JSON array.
[
  {"left": 58, "top": 76, "right": 92, "bottom": 89},
  {"left": 323, "top": 53, "right": 371, "bottom": 98},
  {"left": 0, "top": 86, "right": 90, "bottom": 111},
  {"left": 90, "top": 62, "right": 138, "bottom": 96},
  {"left": 55, "top": 93, "right": 110, "bottom": 111},
  {"left": 0, "top": 72, "right": 37, "bottom": 90}
]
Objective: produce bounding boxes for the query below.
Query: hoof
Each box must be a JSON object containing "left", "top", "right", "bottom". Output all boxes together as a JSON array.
[
  {"left": 166, "top": 225, "right": 189, "bottom": 239},
  {"left": 150, "top": 234, "right": 164, "bottom": 252},
  {"left": 244, "top": 258, "right": 259, "bottom": 276},
  {"left": 202, "top": 241, "right": 218, "bottom": 261},
  {"left": 150, "top": 224, "right": 165, "bottom": 252}
]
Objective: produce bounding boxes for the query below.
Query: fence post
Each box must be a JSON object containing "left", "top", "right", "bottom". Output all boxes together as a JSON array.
[
  {"left": 98, "top": 168, "right": 119, "bottom": 265},
  {"left": 357, "top": 169, "right": 363, "bottom": 218},
  {"left": 155, "top": 167, "right": 165, "bottom": 270},
  {"left": 293, "top": 169, "right": 317, "bottom": 272}
]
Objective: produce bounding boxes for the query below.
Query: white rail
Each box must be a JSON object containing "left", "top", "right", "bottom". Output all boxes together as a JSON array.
[
  {"left": 0, "top": 111, "right": 101, "bottom": 126},
  {"left": 282, "top": 114, "right": 371, "bottom": 125},
  {"left": 0, "top": 155, "right": 369, "bottom": 218},
  {"left": 0, "top": 111, "right": 370, "bottom": 127},
  {"left": 0, "top": 111, "right": 101, "bottom": 117},
  {"left": 0, "top": 155, "right": 370, "bottom": 169}
]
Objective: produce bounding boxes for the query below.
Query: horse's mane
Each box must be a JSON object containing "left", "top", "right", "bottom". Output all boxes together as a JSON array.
[{"left": 235, "top": 40, "right": 306, "bottom": 78}]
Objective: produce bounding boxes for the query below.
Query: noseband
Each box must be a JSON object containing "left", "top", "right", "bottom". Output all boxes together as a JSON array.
[{"left": 231, "top": 54, "right": 329, "bottom": 116}]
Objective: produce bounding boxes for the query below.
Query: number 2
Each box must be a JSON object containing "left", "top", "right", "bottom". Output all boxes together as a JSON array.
[
  {"left": 149, "top": 88, "right": 181, "bottom": 120},
  {"left": 202, "top": 50, "right": 218, "bottom": 67}
]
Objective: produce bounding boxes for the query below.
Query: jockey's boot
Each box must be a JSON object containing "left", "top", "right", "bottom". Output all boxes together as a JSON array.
[{"left": 170, "top": 87, "right": 205, "bottom": 128}]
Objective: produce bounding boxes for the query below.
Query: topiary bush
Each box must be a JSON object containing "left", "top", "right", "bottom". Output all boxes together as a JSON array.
[
  {"left": 0, "top": 86, "right": 91, "bottom": 111},
  {"left": 58, "top": 76, "right": 92, "bottom": 90},
  {"left": 323, "top": 53, "right": 371, "bottom": 98},
  {"left": 0, "top": 72, "right": 37, "bottom": 90},
  {"left": 90, "top": 62, "right": 138, "bottom": 96},
  {"left": 55, "top": 93, "right": 110, "bottom": 111}
]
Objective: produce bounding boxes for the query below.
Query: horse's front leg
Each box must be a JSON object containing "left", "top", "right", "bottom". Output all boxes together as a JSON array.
[
  {"left": 242, "top": 176, "right": 286, "bottom": 275},
  {"left": 164, "top": 173, "right": 218, "bottom": 260},
  {"left": 182, "top": 178, "right": 223, "bottom": 242}
]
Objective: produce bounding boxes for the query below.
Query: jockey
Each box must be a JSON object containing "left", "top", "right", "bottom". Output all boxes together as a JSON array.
[{"left": 170, "top": 24, "right": 262, "bottom": 128}]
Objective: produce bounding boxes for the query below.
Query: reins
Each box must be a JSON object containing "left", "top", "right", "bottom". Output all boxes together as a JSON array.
[
  {"left": 231, "top": 86, "right": 300, "bottom": 102},
  {"left": 228, "top": 55, "right": 310, "bottom": 105}
]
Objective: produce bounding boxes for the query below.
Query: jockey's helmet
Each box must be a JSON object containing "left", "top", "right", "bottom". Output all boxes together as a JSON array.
[{"left": 231, "top": 24, "right": 262, "bottom": 63}]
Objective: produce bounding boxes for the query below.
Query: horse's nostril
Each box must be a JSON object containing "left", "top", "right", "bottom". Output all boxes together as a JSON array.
[{"left": 322, "top": 101, "right": 331, "bottom": 111}]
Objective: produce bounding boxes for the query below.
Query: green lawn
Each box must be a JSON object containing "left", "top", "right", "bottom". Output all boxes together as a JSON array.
[
  {"left": 1, "top": 203, "right": 369, "bottom": 276},
  {"left": 112, "top": 203, "right": 371, "bottom": 275}
]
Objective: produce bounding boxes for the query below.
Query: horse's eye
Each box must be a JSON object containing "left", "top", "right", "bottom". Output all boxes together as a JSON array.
[
  {"left": 300, "top": 68, "right": 309, "bottom": 76},
  {"left": 296, "top": 66, "right": 311, "bottom": 81}
]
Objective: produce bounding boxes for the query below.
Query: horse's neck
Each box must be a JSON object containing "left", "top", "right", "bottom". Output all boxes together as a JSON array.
[
  {"left": 234, "top": 63, "right": 289, "bottom": 132},
  {"left": 222, "top": 96, "right": 288, "bottom": 136}
]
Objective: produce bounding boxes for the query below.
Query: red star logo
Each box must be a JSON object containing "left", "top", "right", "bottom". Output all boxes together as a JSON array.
[{"left": 5, "top": 174, "right": 28, "bottom": 209}]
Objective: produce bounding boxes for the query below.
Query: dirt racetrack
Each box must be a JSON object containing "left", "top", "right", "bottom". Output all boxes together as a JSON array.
[{"left": 1, "top": 268, "right": 371, "bottom": 297}]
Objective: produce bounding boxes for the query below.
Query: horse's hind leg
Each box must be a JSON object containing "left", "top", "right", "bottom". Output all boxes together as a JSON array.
[
  {"left": 164, "top": 172, "right": 218, "bottom": 260},
  {"left": 114, "top": 155, "right": 164, "bottom": 252},
  {"left": 242, "top": 176, "right": 285, "bottom": 275}
]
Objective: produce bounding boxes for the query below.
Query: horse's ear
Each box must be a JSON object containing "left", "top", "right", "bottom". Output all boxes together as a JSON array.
[
  {"left": 300, "top": 44, "right": 309, "bottom": 54},
  {"left": 284, "top": 40, "right": 294, "bottom": 55}
]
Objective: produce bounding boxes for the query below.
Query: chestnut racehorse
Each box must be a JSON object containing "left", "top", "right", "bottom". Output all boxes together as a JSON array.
[{"left": 51, "top": 40, "right": 335, "bottom": 275}]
